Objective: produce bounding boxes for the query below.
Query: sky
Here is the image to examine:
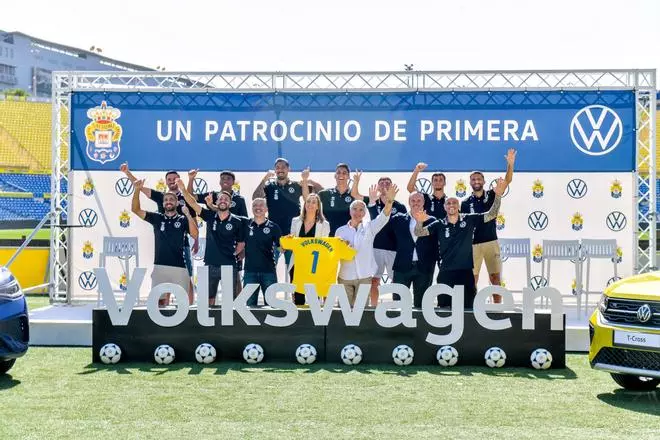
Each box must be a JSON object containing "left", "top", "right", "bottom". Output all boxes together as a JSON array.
[{"left": 2, "top": 0, "right": 660, "bottom": 72}]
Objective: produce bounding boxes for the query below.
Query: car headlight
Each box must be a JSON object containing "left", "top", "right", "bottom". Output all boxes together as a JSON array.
[
  {"left": 597, "top": 294, "right": 608, "bottom": 314},
  {"left": 0, "top": 266, "right": 23, "bottom": 299}
]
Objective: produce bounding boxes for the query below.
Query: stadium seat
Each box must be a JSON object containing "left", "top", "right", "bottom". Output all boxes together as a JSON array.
[
  {"left": 0, "top": 197, "right": 50, "bottom": 221},
  {"left": 0, "top": 99, "right": 68, "bottom": 172},
  {"left": 0, "top": 173, "right": 67, "bottom": 195}
]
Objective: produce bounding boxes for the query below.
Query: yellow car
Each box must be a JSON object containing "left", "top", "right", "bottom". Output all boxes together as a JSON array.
[{"left": 589, "top": 272, "right": 660, "bottom": 390}]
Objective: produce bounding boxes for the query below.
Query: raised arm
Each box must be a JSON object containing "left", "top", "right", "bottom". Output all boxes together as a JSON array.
[
  {"left": 382, "top": 183, "right": 398, "bottom": 217},
  {"left": 350, "top": 171, "right": 365, "bottom": 200},
  {"left": 412, "top": 210, "right": 432, "bottom": 237},
  {"left": 121, "top": 162, "right": 151, "bottom": 198},
  {"left": 204, "top": 194, "right": 219, "bottom": 212},
  {"left": 407, "top": 162, "right": 427, "bottom": 193},
  {"left": 131, "top": 179, "right": 147, "bottom": 219},
  {"left": 370, "top": 184, "right": 398, "bottom": 234},
  {"left": 176, "top": 178, "right": 203, "bottom": 216},
  {"left": 253, "top": 170, "right": 274, "bottom": 199},
  {"left": 181, "top": 205, "right": 198, "bottom": 240},
  {"left": 186, "top": 168, "right": 198, "bottom": 195},
  {"left": 307, "top": 179, "right": 323, "bottom": 193},
  {"left": 504, "top": 149, "right": 516, "bottom": 184},
  {"left": 483, "top": 178, "right": 506, "bottom": 222},
  {"left": 301, "top": 167, "right": 311, "bottom": 202}
]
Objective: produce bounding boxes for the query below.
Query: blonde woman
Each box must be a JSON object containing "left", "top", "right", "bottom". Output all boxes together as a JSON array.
[{"left": 288, "top": 193, "right": 330, "bottom": 304}]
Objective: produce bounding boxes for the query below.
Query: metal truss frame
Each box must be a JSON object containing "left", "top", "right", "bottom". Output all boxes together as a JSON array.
[{"left": 51, "top": 69, "right": 656, "bottom": 302}]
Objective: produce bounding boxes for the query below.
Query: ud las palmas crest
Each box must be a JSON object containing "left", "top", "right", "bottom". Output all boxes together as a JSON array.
[{"left": 85, "top": 101, "right": 122, "bottom": 164}]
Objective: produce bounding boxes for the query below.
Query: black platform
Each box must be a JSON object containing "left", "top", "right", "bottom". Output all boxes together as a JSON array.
[{"left": 92, "top": 308, "right": 565, "bottom": 368}]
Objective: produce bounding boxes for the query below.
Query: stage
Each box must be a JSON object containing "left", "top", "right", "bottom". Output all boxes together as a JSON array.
[{"left": 29, "top": 293, "right": 592, "bottom": 352}]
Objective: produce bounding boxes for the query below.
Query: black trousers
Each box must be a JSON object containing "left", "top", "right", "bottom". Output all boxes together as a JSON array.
[
  {"left": 436, "top": 269, "right": 477, "bottom": 309},
  {"left": 392, "top": 262, "right": 433, "bottom": 308},
  {"left": 289, "top": 266, "right": 306, "bottom": 305}
]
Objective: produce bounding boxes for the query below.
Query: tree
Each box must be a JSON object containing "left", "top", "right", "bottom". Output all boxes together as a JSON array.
[{"left": 3, "top": 88, "right": 29, "bottom": 97}]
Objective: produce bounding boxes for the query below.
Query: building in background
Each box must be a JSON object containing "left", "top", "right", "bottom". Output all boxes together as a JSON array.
[{"left": 0, "top": 30, "right": 150, "bottom": 98}]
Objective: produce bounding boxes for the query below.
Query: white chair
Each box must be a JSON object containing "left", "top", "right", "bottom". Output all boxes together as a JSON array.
[
  {"left": 580, "top": 238, "right": 618, "bottom": 313},
  {"left": 541, "top": 239, "right": 583, "bottom": 314},
  {"left": 97, "top": 236, "right": 140, "bottom": 306},
  {"left": 499, "top": 238, "right": 532, "bottom": 296}
]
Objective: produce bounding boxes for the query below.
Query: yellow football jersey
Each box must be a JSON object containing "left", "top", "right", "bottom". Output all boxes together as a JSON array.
[{"left": 280, "top": 236, "right": 356, "bottom": 296}]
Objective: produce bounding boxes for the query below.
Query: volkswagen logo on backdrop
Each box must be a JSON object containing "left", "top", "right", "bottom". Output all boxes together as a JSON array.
[
  {"left": 78, "top": 271, "right": 98, "bottom": 290},
  {"left": 489, "top": 179, "right": 510, "bottom": 197},
  {"left": 416, "top": 178, "right": 432, "bottom": 195},
  {"left": 78, "top": 208, "right": 98, "bottom": 227},
  {"left": 530, "top": 276, "right": 548, "bottom": 290},
  {"left": 606, "top": 211, "right": 627, "bottom": 231},
  {"left": 566, "top": 179, "right": 588, "bottom": 199},
  {"left": 636, "top": 304, "right": 652, "bottom": 323},
  {"left": 193, "top": 178, "right": 208, "bottom": 195},
  {"left": 115, "top": 177, "right": 134, "bottom": 197},
  {"left": 570, "top": 105, "right": 623, "bottom": 156},
  {"left": 528, "top": 211, "right": 549, "bottom": 231}
]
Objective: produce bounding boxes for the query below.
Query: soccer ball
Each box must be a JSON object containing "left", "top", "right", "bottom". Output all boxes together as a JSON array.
[
  {"left": 243, "top": 343, "right": 264, "bottom": 364},
  {"left": 195, "top": 343, "right": 217, "bottom": 364},
  {"left": 340, "top": 344, "right": 363, "bottom": 365},
  {"left": 530, "top": 348, "right": 553, "bottom": 370},
  {"left": 295, "top": 344, "right": 317, "bottom": 365},
  {"left": 436, "top": 346, "right": 459, "bottom": 367},
  {"left": 154, "top": 344, "right": 175, "bottom": 365},
  {"left": 392, "top": 345, "right": 414, "bottom": 366},
  {"left": 99, "top": 343, "right": 122, "bottom": 364},
  {"left": 484, "top": 347, "right": 506, "bottom": 368}
]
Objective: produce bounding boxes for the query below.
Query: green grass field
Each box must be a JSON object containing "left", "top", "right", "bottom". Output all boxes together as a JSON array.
[
  {"left": 0, "top": 228, "right": 49, "bottom": 240},
  {"left": 3, "top": 300, "right": 657, "bottom": 439},
  {"left": 1, "top": 349, "right": 658, "bottom": 439},
  {"left": 26, "top": 294, "right": 50, "bottom": 310}
]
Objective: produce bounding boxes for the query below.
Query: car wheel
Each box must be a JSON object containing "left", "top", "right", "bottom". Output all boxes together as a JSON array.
[
  {"left": 611, "top": 373, "right": 660, "bottom": 391},
  {"left": 0, "top": 359, "right": 16, "bottom": 375}
]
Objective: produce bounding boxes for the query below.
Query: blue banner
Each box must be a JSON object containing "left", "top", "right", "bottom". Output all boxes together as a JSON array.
[{"left": 71, "top": 91, "right": 635, "bottom": 172}]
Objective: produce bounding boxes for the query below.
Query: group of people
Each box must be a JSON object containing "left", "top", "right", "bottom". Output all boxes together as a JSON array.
[{"left": 122, "top": 148, "right": 516, "bottom": 309}]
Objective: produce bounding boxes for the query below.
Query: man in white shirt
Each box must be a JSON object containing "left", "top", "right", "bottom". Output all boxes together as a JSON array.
[{"left": 335, "top": 184, "right": 398, "bottom": 306}]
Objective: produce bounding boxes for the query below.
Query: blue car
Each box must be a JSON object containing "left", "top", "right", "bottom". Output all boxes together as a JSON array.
[{"left": 0, "top": 267, "right": 29, "bottom": 374}]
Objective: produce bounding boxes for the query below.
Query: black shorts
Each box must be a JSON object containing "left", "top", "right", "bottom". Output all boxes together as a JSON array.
[
  {"left": 436, "top": 269, "right": 477, "bottom": 309},
  {"left": 208, "top": 265, "right": 238, "bottom": 299}
]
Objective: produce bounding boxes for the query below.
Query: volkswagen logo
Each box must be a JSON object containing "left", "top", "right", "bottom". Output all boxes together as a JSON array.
[
  {"left": 566, "top": 179, "right": 588, "bottom": 199},
  {"left": 570, "top": 105, "right": 623, "bottom": 156},
  {"left": 636, "top": 304, "right": 652, "bottom": 323},
  {"left": 78, "top": 271, "right": 98, "bottom": 290},
  {"left": 115, "top": 177, "right": 134, "bottom": 197},
  {"left": 78, "top": 208, "right": 98, "bottom": 227},
  {"left": 530, "top": 276, "right": 548, "bottom": 290},
  {"left": 415, "top": 178, "right": 432, "bottom": 195},
  {"left": 489, "top": 179, "right": 510, "bottom": 198},
  {"left": 528, "top": 211, "right": 549, "bottom": 231},
  {"left": 606, "top": 211, "right": 627, "bottom": 231},
  {"left": 193, "top": 178, "right": 208, "bottom": 195}
]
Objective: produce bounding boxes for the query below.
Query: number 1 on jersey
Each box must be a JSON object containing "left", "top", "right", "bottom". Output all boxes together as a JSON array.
[{"left": 311, "top": 250, "right": 320, "bottom": 274}]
